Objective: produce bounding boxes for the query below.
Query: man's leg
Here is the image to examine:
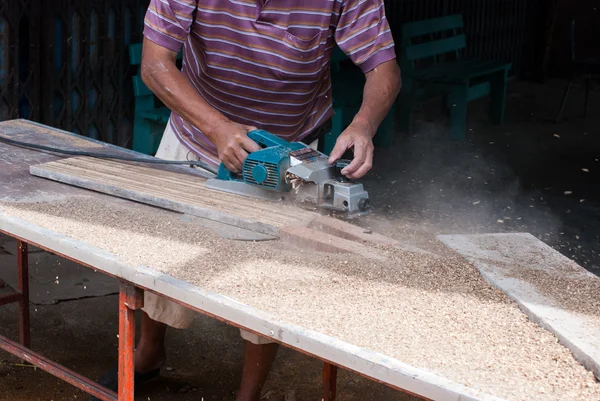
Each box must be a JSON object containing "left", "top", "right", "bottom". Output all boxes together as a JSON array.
[
  {"left": 92, "top": 293, "right": 193, "bottom": 400},
  {"left": 237, "top": 331, "right": 279, "bottom": 401},
  {"left": 134, "top": 311, "right": 167, "bottom": 373},
  {"left": 137, "top": 291, "right": 196, "bottom": 368}
]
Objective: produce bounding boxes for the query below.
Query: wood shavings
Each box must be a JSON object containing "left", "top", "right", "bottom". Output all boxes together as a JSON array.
[{"left": 1, "top": 197, "right": 599, "bottom": 401}]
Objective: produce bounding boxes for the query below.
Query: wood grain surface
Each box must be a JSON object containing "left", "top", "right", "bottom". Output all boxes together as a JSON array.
[{"left": 29, "top": 157, "right": 394, "bottom": 258}]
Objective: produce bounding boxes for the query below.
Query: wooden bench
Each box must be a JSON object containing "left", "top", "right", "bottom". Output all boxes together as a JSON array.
[
  {"left": 398, "top": 15, "right": 512, "bottom": 140},
  {"left": 129, "top": 44, "right": 181, "bottom": 155}
]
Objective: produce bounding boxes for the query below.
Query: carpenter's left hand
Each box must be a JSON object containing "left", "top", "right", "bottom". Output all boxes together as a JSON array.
[{"left": 328, "top": 120, "right": 375, "bottom": 180}]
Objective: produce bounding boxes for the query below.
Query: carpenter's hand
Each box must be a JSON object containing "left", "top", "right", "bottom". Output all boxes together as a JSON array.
[
  {"left": 328, "top": 120, "right": 375, "bottom": 179},
  {"left": 211, "top": 121, "right": 261, "bottom": 173}
]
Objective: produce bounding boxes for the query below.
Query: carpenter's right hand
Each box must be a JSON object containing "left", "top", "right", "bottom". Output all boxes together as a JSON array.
[{"left": 211, "top": 121, "right": 261, "bottom": 173}]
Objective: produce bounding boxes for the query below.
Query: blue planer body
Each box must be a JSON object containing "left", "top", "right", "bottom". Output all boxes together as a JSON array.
[{"left": 215, "top": 129, "right": 309, "bottom": 192}]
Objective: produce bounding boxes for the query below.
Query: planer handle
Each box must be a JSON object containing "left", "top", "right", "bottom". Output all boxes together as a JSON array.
[
  {"left": 215, "top": 129, "right": 288, "bottom": 180},
  {"left": 247, "top": 129, "right": 290, "bottom": 148}
]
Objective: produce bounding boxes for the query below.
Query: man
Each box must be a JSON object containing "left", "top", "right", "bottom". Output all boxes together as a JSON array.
[{"left": 94, "top": 0, "right": 400, "bottom": 399}]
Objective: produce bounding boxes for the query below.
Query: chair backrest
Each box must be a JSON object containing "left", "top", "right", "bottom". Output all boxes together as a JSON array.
[{"left": 400, "top": 14, "right": 466, "bottom": 72}]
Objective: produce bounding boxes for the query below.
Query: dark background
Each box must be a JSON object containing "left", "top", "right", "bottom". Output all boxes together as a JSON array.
[{"left": 1, "top": 0, "right": 595, "bottom": 147}]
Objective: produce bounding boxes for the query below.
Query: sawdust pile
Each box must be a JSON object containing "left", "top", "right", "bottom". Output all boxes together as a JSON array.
[{"left": 1, "top": 196, "right": 599, "bottom": 401}]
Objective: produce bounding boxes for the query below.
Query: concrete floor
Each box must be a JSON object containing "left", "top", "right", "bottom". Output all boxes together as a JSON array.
[{"left": 1, "top": 77, "right": 599, "bottom": 400}]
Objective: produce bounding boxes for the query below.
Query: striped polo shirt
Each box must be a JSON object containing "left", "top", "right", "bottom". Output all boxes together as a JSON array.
[{"left": 143, "top": 0, "right": 396, "bottom": 167}]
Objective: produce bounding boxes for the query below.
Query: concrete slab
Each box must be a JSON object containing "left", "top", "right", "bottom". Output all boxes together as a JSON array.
[
  {"left": 438, "top": 232, "right": 600, "bottom": 380},
  {"left": 0, "top": 234, "right": 117, "bottom": 305}
]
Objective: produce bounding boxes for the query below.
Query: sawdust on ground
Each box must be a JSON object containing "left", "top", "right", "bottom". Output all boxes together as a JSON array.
[{"left": 1, "top": 196, "right": 599, "bottom": 401}]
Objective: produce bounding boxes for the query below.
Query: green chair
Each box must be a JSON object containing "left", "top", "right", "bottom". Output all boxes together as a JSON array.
[
  {"left": 129, "top": 44, "right": 181, "bottom": 155},
  {"left": 325, "top": 46, "right": 396, "bottom": 155},
  {"left": 398, "top": 15, "right": 512, "bottom": 140}
]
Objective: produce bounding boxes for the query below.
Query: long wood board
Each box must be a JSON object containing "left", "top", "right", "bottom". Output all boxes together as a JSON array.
[
  {"left": 30, "top": 157, "right": 318, "bottom": 236},
  {"left": 29, "top": 157, "right": 395, "bottom": 257}
]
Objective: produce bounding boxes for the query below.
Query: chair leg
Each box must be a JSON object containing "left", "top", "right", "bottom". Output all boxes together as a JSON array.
[
  {"left": 556, "top": 74, "right": 575, "bottom": 123},
  {"left": 490, "top": 70, "right": 508, "bottom": 124},
  {"left": 448, "top": 86, "right": 468, "bottom": 140},
  {"left": 584, "top": 77, "right": 591, "bottom": 118}
]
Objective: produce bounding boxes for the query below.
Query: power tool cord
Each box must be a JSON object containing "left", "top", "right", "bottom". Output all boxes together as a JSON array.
[{"left": 0, "top": 135, "right": 218, "bottom": 175}]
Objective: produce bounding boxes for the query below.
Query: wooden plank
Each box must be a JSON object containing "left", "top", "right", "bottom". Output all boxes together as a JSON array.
[
  {"left": 5, "top": 120, "right": 393, "bottom": 256},
  {"left": 29, "top": 157, "right": 397, "bottom": 257},
  {"left": 30, "top": 157, "right": 318, "bottom": 237}
]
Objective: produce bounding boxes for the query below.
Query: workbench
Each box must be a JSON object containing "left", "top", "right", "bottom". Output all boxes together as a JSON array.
[
  {"left": 1, "top": 119, "right": 599, "bottom": 401},
  {"left": 0, "top": 120, "right": 457, "bottom": 401}
]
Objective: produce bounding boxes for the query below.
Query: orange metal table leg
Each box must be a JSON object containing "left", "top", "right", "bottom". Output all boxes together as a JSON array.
[
  {"left": 323, "top": 363, "right": 338, "bottom": 401},
  {"left": 17, "top": 240, "right": 30, "bottom": 348},
  {"left": 118, "top": 281, "right": 143, "bottom": 401}
]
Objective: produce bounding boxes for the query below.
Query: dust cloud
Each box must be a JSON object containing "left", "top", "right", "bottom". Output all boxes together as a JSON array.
[{"left": 367, "top": 122, "right": 563, "bottom": 241}]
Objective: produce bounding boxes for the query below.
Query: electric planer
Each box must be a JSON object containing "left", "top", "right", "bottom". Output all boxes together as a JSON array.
[{"left": 205, "top": 129, "right": 370, "bottom": 215}]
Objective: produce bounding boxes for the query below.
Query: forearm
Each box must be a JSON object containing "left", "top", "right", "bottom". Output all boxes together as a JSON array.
[
  {"left": 140, "top": 42, "right": 228, "bottom": 141},
  {"left": 353, "top": 60, "right": 402, "bottom": 137}
]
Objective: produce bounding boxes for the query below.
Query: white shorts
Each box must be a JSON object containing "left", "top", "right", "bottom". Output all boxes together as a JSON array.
[{"left": 141, "top": 120, "right": 319, "bottom": 345}]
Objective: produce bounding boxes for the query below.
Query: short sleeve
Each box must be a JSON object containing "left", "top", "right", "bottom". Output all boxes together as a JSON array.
[
  {"left": 334, "top": 0, "right": 396, "bottom": 73},
  {"left": 143, "top": 0, "right": 197, "bottom": 52}
]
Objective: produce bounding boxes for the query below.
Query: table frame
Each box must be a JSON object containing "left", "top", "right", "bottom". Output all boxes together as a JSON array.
[{"left": 0, "top": 233, "right": 340, "bottom": 401}]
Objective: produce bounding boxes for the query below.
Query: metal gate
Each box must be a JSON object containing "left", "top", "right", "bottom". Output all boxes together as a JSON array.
[{"left": 0, "top": 0, "right": 149, "bottom": 147}]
